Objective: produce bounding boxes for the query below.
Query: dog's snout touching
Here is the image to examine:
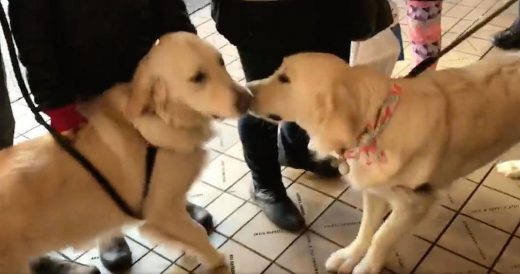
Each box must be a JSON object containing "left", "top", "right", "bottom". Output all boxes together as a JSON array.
[{"left": 234, "top": 87, "right": 252, "bottom": 114}]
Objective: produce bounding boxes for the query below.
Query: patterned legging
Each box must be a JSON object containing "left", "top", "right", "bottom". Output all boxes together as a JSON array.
[{"left": 407, "top": 0, "right": 442, "bottom": 66}]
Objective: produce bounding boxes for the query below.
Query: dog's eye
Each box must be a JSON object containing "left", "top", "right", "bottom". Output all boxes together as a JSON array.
[
  {"left": 278, "top": 73, "right": 290, "bottom": 84},
  {"left": 190, "top": 71, "right": 207, "bottom": 83}
]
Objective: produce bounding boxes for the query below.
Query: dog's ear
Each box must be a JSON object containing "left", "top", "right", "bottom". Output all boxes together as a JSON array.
[{"left": 126, "top": 58, "right": 156, "bottom": 118}]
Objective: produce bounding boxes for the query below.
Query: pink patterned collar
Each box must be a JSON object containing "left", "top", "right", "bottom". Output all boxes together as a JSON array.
[{"left": 342, "top": 83, "right": 402, "bottom": 165}]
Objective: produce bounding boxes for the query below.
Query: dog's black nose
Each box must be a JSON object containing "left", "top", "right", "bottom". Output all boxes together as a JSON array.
[{"left": 235, "top": 92, "right": 252, "bottom": 114}]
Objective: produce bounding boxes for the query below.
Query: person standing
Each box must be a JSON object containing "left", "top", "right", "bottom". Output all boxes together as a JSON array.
[{"left": 212, "top": 0, "right": 393, "bottom": 232}]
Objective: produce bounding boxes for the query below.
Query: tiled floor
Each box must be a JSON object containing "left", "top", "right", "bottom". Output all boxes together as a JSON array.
[{"left": 4, "top": 0, "right": 520, "bottom": 273}]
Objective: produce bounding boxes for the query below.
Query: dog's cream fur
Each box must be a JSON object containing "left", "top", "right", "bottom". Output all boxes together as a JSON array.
[
  {"left": 249, "top": 52, "right": 520, "bottom": 274},
  {"left": 0, "top": 32, "right": 249, "bottom": 273}
]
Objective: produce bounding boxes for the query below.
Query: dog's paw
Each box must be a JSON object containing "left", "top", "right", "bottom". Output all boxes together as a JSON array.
[
  {"left": 496, "top": 160, "right": 520, "bottom": 179},
  {"left": 208, "top": 265, "right": 232, "bottom": 274},
  {"left": 325, "top": 244, "right": 367, "bottom": 273},
  {"left": 352, "top": 255, "right": 384, "bottom": 274}
]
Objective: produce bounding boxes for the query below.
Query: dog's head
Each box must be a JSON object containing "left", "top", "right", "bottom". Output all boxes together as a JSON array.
[
  {"left": 126, "top": 32, "right": 251, "bottom": 123},
  {"left": 248, "top": 53, "right": 385, "bottom": 154}
]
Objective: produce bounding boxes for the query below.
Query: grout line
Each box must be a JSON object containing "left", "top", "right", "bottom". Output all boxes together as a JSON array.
[
  {"left": 481, "top": 184, "right": 520, "bottom": 201},
  {"left": 410, "top": 163, "right": 492, "bottom": 273},
  {"left": 488, "top": 219, "right": 520, "bottom": 272},
  {"left": 259, "top": 186, "right": 350, "bottom": 273}
]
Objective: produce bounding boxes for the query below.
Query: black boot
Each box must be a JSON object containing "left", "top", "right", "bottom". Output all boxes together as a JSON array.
[
  {"left": 30, "top": 256, "right": 100, "bottom": 274},
  {"left": 278, "top": 122, "right": 340, "bottom": 178},
  {"left": 186, "top": 202, "right": 214, "bottom": 234},
  {"left": 251, "top": 182, "right": 305, "bottom": 232},
  {"left": 493, "top": 18, "right": 520, "bottom": 50},
  {"left": 99, "top": 237, "right": 132, "bottom": 273}
]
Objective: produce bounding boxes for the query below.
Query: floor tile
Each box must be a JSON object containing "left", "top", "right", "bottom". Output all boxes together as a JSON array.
[
  {"left": 415, "top": 246, "right": 488, "bottom": 274},
  {"left": 61, "top": 246, "right": 88, "bottom": 261},
  {"left": 24, "top": 125, "right": 47, "bottom": 139},
  {"left": 176, "top": 233, "right": 227, "bottom": 271},
  {"left": 282, "top": 167, "right": 305, "bottom": 181},
  {"left": 442, "top": 16, "right": 461, "bottom": 32},
  {"left": 14, "top": 113, "right": 39, "bottom": 134},
  {"left": 153, "top": 242, "right": 183, "bottom": 263},
  {"left": 466, "top": 161, "right": 495, "bottom": 183},
  {"left": 205, "top": 192, "right": 245, "bottom": 226},
  {"left": 386, "top": 235, "right": 431, "bottom": 274},
  {"left": 311, "top": 201, "right": 362, "bottom": 246},
  {"left": 201, "top": 154, "right": 249, "bottom": 190},
  {"left": 216, "top": 202, "right": 261, "bottom": 237},
  {"left": 125, "top": 226, "right": 157, "bottom": 249},
  {"left": 130, "top": 251, "right": 172, "bottom": 273},
  {"left": 277, "top": 232, "right": 340, "bottom": 274},
  {"left": 208, "top": 149, "right": 221, "bottom": 163},
  {"left": 207, "top": 123, "right": 240, "bottom": 153},
  {"left": 472, "top": 24, "right": 504, "bottom": 41},
  {"left": 439, "top": 215, "right": 509, "bottom": 266},
  {"left": 196, "top": 19, "right": 217, "bottom": 38},
  {"left": 438, "top": 50, "right": 481, "bottom": 69},
  {"left": 493, "top": 237, "right": 520, "bottom": 274},
  {"left": 203, "top": 32, "right": 229, "bottom": 49},
  {"left": 413, "top": 204, "right": 456, "bottom": 242},
  {"left": 287, "top": 183, "right": 334, "bottom": 224},
  {"left": 465, "top": 8, "right": 489, "bottom": 21},
  {"left": 483, "top": 165, "right": 520, "bottom": 200},
  {"left": 217, "top": 240, "right": 271, "bottom": 274},
  {"left": 438, "top": 178, "right": 478, "bottom": 211},
  {"left": 296, "top": 173, "right": 348, "bottom": 198},
  {"left": 263, "top": 263, "right": 292, "bottom": 274},
  {"left": 233, "top": 210, "right": 299, "bottom": 260},
  {"left": 488, "top": 13, "right": 516, "bottom": 29},
  {"left": 187, "top": 181, "right": 223, "bottom": 208},
  {"left": 226, "top": 59, "right": 245, "bottom": 82},
  {"left": 450, "top": 19, "right": 476, "bottom": 34},
  {"left": 13, "top": 135, "right": 28, "bottom": 145},
  {"left": 223, "top": 118, "right": 238, "bottom": 128},
  {"left": 224, "top": 142, "right": 244, "bottom": 161},
  {"left": 462, "top": 186, "right": 520, "bottom": 233},
  {"left": 164, "top": 264, "right": 189, "bottom": 274},
  {"left": 339, "top": 186, "right": 364, "bottom": 209},
  {"left": 478, "top": 0, "right": 499, "bottom": 10}
]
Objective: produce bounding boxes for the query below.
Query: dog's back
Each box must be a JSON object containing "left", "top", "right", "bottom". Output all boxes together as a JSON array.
[{"left": 415, "top": 55, "right": 520, "bottom": 184}]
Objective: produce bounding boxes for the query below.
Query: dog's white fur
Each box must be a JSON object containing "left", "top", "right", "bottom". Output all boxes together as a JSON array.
[
  {"left": 249, "top": 52, "right": 520, "bottom": 274},
  {"left": 0, "top": 32, "right": 249, "bottom": 273}
]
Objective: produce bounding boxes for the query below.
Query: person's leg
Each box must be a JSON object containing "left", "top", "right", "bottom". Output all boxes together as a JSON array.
[
  {"left": 493, "top": 3, "right": 520, "bottom": 50},
  {"left": 0, "top": 53, "right": 14, "bottom": 150},
  {"left": 238, "top": 48, "right": 305, "bottom": 232},
  {"left": 407, "top": 0, "right": 442, "bottom": 67}
]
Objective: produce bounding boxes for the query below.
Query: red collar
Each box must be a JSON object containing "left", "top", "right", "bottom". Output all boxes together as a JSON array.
[{"left": 343, "top": 83, "right": 402, "bottom": 165}]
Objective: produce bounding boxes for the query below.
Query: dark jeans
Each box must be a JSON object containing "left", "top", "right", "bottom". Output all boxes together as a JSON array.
[
  {"left": 0, "top": 52, "right": 14, "bottom": 150},
  {"left": 238, "top": 46, "right": 349, "bottom": 192}
]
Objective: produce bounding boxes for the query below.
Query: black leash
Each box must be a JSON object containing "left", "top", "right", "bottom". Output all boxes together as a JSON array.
[
  {"left": 0, "top": 5, "right": 146, "bottom": 219},
  {"left": 407, "top": 0, "right": 518, "bottom": 78}
]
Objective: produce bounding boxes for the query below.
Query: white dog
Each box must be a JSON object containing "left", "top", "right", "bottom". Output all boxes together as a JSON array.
[
  {"left": 248, "top": 52, "right": 520, "bottom": 274},
  {"left": 0, "top": 32, "right": 250, "bottom": 273}
]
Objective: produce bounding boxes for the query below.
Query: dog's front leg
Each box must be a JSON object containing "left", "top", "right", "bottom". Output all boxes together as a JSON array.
[
  {"left": 352, "top": 187, "right": 434, "bottom": 274},
  {"left": 325, "top": 191, "right": 388, "bottom": 273},
  {"left": 140, "top": 202, "right": 228, "bottom": 274}
]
